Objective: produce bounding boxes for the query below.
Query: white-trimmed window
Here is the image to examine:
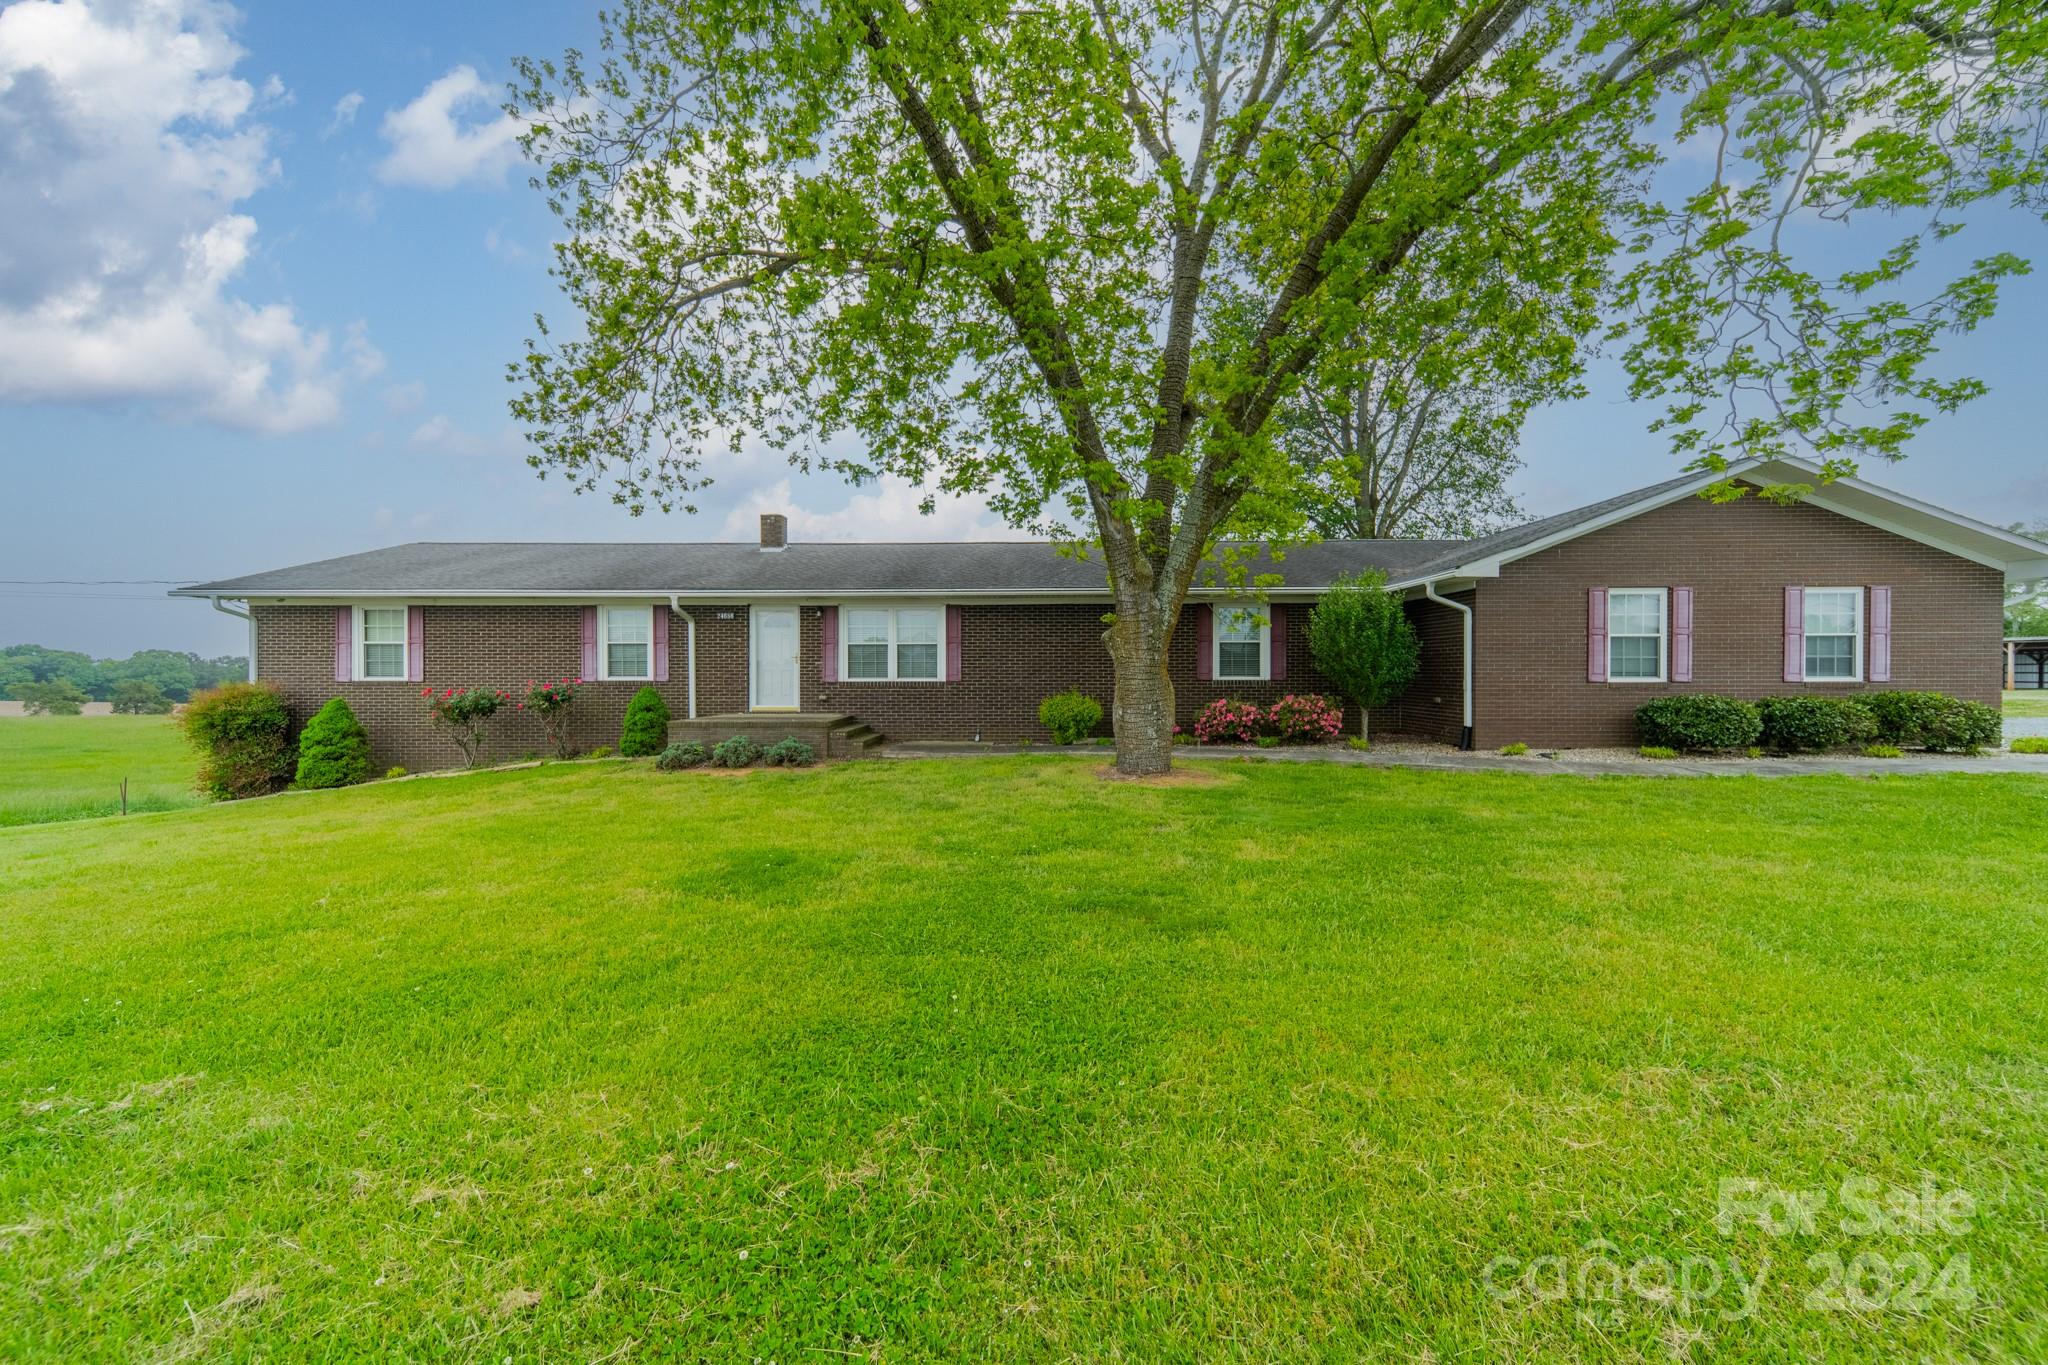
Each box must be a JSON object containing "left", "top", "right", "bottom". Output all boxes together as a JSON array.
[
  {"left": 600, "top": 606, "right": 652, "bottom": 680},
  {"left": 1606, "top": 588, "right": 1666, "bottom": 682},
  {"left": 1803, "top": 588, "right": 1862, "bottom": 681},
  {"left": 356, "top": 605, "right": 408, "bottom": 680},
  {"left": 842, "top": 606, "right": 942, "bottom": 681},
  {"left": 1215, "top": 607, "right": 1269, "bottom": 681}
]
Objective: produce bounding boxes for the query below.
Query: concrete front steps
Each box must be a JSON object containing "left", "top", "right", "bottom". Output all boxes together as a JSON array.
[{"left": 666, "top": 712, "right": 884, "bottom": 759}]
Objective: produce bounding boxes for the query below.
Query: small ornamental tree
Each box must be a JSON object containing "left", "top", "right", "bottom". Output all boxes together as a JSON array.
[
  {"left": 423, "top": 686, "right": 509, "bottom": 767},
  {"left": 181, "top": 682, "right": 294, "bottom": 799},
  {"left": 620, "top": 686, "right": 670, "bottom": 757},
  {"left": 1307, "top": 572, "right": 1421, "bottom": 742},
  {"left": 521, "top": 677, "right": 584, "bottom": 757},
  {"left": 110, "top": 679, "right": 174, "bottom": 714},
  {"left": 295, "top": 697, "right": 373, "bottom": 789}
]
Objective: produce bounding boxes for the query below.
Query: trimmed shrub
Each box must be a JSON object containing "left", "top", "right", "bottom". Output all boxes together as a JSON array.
[
  {"left": 1757, "top": 695, "right": 1877, "bottom": 753},
  {"left": 655, "top": 741, "right": 709, "bottom": 770},
  {"left": 1861, "top": 690, "right": 1948, "bottom": 746},
  {"left": 2011, "top": 736, "right": 2048, "bottom": 755},
  {"left": 1270, "top": 693, "right": 1345, "bottom": 743},
  {"left": 711, "top": 734, "right": 764, "bottom": 768},
  {"left": 111, "top": 679, "right": 174, "bottom": 714},
  {"left": 1634, "top": 694, "right": 1762, "bottom": 752},
  {"left": 1038, "top": 690, "right": 1104, "bottom": 745},
  {"left": 620, "top": 686, "right": 671, "bottom": 756},
  {"left": 764, "top": 737, "right": 818, "bottom": 767},
  {"left": 1919, "top": 697, "right": 2000, "bottom": 753},
  {"left": 294, "top": 697, "right": 372, "bottom": 789},
  {"left": 1193, "top": 697, "right": 1267, "bottom": 744},
  {"left": 181, "top": 682, "right": 294, "bottom": 800}
]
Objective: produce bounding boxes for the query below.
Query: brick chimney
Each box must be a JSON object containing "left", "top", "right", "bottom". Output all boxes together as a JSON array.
[{"left": 759, "top": 513, "right": 787, "bottom": 551}]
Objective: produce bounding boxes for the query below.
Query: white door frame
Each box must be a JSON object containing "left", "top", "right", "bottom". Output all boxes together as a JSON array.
[{"left": 749, "top": 606, "right": 801, "bottom": 711}]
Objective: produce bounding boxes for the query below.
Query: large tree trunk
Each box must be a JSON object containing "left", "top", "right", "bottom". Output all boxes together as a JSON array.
[{"left": 1103, "top": 604, "right": 1175, "bottom": 776}]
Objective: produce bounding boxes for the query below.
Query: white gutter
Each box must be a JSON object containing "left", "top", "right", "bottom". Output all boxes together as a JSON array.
[
  {"left": 1423, "top": 579, "right": 1474, "bottom": 750},
  {"left": 210, "top": 596, "right": 255, "bottom": 682},
  {"left": 667, "top": 596, "right": 697, "bottom": 719}
]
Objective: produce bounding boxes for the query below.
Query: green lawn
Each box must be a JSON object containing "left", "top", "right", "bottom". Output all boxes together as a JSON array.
[
  {"left": 2006, "top": 690, "right": 2048, "bottom": 718},
  {"left": 3, "top": 759, "right": 2045, "bottom": 1360},
  {"left": 0, "top": 716, "right": 202, "bottom": 827}
]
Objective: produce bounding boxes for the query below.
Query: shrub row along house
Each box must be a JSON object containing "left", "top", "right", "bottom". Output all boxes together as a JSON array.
[{"left": 175, "top": 456, "right": 2048, "bottom": 769}]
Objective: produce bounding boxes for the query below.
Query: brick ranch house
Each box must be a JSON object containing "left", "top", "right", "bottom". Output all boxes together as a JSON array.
[{"left": 176, "top": 456, "right": 2048, "bottom": 770}]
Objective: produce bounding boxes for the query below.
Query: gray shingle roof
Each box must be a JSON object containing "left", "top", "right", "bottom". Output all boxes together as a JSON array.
[
  {"left": 174, "top": 537, "right": 1467, "bottom": 598},
  {"left": 172, "top": 468, "right": 1742, "bottom": 600}
]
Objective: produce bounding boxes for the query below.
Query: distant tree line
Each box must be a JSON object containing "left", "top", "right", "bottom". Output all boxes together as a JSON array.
[{"left": 1, "top": 645, "right": 248, "bottom": 707}]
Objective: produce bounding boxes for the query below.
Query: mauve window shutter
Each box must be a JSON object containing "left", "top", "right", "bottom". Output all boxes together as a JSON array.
[
  {"left": 652, "top": 606, "right": 669, "bottom": 683},
  {"left": 1868, "top": 586, "right": 1891, "bottom": 682},
  {"left": 581, "top": 606, "right": 599, "bottom": 680},
  {"left": 945, "top": 605, "right": 963, "bottom": 682},
  {"left": 820, "top": 606, "right": 838, "bottom": 682},
  {"left": 1586, "top": 588, "right": 1607, "bottom": 683},
  {"left": 1269, "top": 604, "right": 1287, "bottom": 680},
  {"left": 1670, "top": 587, "right": 1693, "bottom": 683},
  {"left": 334, "top": 607, "right": 352, "bottom": 683},
  {"left": 1783, "top": 586, "right": 1805, "bottom": 683},
  {"left": 407, "top": 606, "right": 424, "bottom": 683},
  {"left": 1194, "top": 604, "right": 1213, "bottom": 682}
]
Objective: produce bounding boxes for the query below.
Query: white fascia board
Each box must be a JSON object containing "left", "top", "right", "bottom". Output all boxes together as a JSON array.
[{"left": 182, "top": 586, "right": 1345, "bottom": 604}]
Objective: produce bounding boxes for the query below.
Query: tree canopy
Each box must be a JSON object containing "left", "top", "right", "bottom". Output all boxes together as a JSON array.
[
  {"left": 1, "top": 645, "right": 247, "bottom": 703},
  {"left": 512, "top": 0, "right": 2048, "bottom": 771}
]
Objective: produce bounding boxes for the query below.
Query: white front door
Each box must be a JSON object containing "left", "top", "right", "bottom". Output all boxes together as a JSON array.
[{"left": 750, "top": 607, "right": 800, "bottom": 710}]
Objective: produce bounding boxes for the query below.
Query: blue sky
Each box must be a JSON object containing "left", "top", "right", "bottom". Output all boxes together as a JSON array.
[{"left": 1, "top": 0, "right": 2043, "bottom": 659}]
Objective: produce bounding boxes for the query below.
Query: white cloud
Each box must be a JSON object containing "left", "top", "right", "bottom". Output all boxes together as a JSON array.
[
  {"left": 0, "top": 0, "right": 366, "bottom": 432},
  {"left": 377, "top": 65, "right": 524, "bottom": 189},
  {"left": 382, "top": 379, "right": 426, "bottom": 415},
  {"left": 410, "top": 413, "right": 523, "bottom": 458},
  {"left": 324, "top": 89, "right": 362, "bottom": 135},
  {"left": 717, "top": 477, "right": 1017, "bottom": 542}
]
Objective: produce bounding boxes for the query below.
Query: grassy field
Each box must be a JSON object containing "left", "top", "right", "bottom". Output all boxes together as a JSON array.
[
  {"left": 0, "top": 716, "right": 202, "bottom": 827},
  {"left": 3, "top": 758, "right": 2045, "bottom": 1360},
  {"left": 2006, "top": 690, "right": 2048, "bottom": 718}
]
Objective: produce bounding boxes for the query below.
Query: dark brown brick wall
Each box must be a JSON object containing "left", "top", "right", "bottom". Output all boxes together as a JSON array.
[
  {"left": 252, "top": 604, "right": 699, "bottom": 772},
  {"left": 251, "top": 601, "right": 1371, "bottom": 767},
  {"left": 1469, "top": 491, "right": 2005, "bottom": 748}
]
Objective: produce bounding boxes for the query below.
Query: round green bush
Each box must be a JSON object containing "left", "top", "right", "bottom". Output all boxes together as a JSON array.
[
  {"left": 1757, "top": 695, "right": 1877, "bottom": 753},
  {"left": 763, "top": 737, "right": 817, "bottom": 767},
  {"left": 1037, "top": 690, "right": 1104, "bottom": 745},
  {"left": 1634, "top": 694, "right": 1763, "bottom": 752},
  {"left": 1860, "top": 690, "right": 1947, "bottom": 746},
  {"left": 655, "top": 740, "right": 709, "bottom": 770},
  {"left": 295, "top": 696, "right": 373, "bottom": 789},
  {"left": 180, "top": 682, "right": 295, "bottom": 800},
  {"left": 711, "top": 734, "right": 764, "bottom": 768},
  {"left": 1918, "top": 696, "right": 2000, "bottom": 753},
  {"left": 619, "top": 686, "right": 671, "bottom": 757}
]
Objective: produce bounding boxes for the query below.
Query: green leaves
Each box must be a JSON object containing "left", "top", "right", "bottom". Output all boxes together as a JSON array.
[{"left": 510, "top": 0, "right": 2046, "bottom": 575}]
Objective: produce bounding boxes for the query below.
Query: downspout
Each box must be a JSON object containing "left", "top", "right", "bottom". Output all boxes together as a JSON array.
[
  {"left": 667, "top": 596, "right": 697, "bottom": 719},
  {"left": 211, "top": 596, "right": 255, "bottom": 682},
  {"left": 1423, "top": 580, "right": 1474, "bottom": 751}
]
